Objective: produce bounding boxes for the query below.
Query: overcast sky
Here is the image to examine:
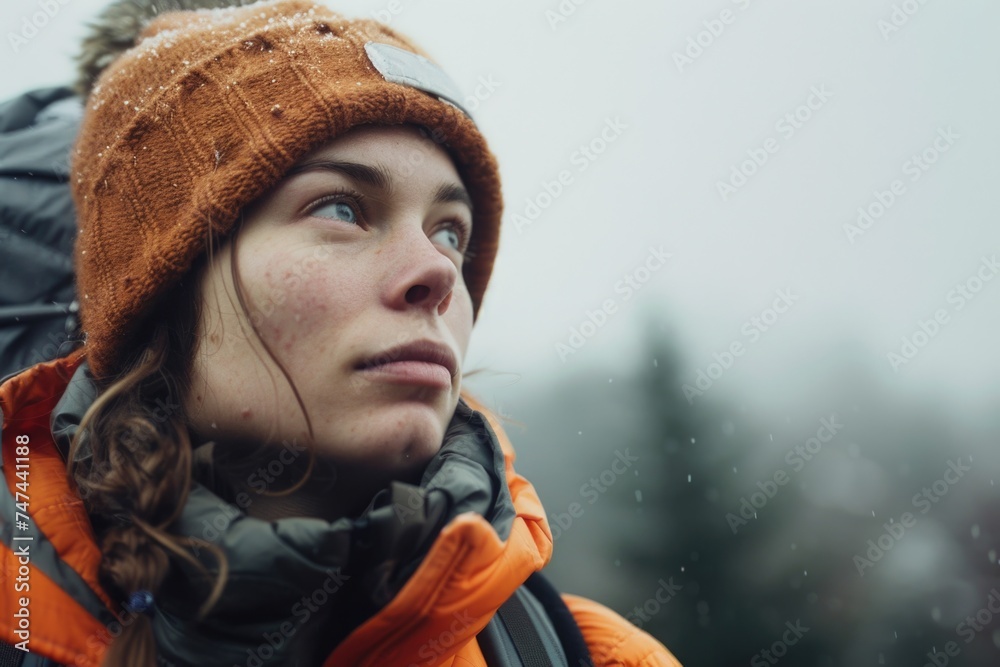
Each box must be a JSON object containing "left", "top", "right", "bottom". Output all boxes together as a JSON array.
[{"left": 3, "top": 0, "right": 998, "bottom": 417}]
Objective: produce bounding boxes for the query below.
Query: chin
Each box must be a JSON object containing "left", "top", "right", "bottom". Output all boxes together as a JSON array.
[{"left": 347, "top": 403, "right": 448, "bottom": 467}]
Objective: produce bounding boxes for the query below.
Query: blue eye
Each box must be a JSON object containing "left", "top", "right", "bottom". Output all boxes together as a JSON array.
[
  {"left": 431, "top": 219, "right": 472, "bottom": 255},
  {"left": 432, "top": 227, "right": 461, "bottom": 250},
  {"left": 312, "top": 199, "right": 359, "bottom": 224}
]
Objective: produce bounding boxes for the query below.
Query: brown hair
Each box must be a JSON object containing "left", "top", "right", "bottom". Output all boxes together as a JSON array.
[
  {"left": 67, "top": 224, "right": 318, "bottom": 666},
  {"left": 67, "top": 270, "right": 214, "bottom": 665}
]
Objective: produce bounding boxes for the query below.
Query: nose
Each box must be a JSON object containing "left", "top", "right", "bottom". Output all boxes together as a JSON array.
[{"left": 387, "top": 227, "right": 460, "bottom": 316}]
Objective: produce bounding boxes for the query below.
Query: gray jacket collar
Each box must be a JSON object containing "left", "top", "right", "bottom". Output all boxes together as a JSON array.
[{"left": 50, "top": 361, "right": 516, "bottom": 666}]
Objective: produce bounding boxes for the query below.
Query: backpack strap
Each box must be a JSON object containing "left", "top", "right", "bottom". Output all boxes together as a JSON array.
[
  {"left": 0, "top": 641, "right": 59, "bottom": 666},
  {"left": 495, "top": 587, "right": 556, "bottom": 666},
  {"left": 477, "top": 572, "right": 593, "bottom": 667},
  {"left": 524, "top": 572, "right": 593, "bottom": 666},
  {"left": 0, "top": 641, "right": 24, "bottom": 667},
  {"left": 478, "top": 584, "right": 563, "bottom": 666}
]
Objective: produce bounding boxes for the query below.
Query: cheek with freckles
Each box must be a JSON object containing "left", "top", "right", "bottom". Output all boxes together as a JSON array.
[{"left": 246, "top": 248, "right": 352, "bottom": 361}]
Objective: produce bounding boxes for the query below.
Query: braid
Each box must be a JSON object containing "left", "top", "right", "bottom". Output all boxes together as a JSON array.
[
  {"left": 67, "top": 222, "right": 322, "bottom": 664},
  {"left": 67, "top": 276, "right": 229, "bottom": 666}
]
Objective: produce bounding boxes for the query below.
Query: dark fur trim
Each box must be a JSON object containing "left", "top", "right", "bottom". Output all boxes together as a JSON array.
[{"left": 74, "top": 0, "right": 256, "bottom": 98}]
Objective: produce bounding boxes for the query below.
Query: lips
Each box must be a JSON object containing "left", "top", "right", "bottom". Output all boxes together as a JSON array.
[{"left": 356, "top": 338, "right": 458, "bottom": 379}]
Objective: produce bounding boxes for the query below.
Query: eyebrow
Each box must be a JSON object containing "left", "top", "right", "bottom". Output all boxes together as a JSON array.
[
  {"left": 433, "top": 182, "right": 474, "bottom": 213},
  {"left": 285, "top": 159, "right": 473, "bottom": 213},
  {"left": 287, "top": 159, "right": 392, "bottom": 193}
]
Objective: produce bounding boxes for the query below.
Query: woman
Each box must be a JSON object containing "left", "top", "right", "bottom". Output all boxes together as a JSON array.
[{"left": 0, "top": 1, "right": 683, "bottom": 665}]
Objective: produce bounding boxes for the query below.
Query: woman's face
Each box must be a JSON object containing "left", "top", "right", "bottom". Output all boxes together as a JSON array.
[{"left": 184, "top": 124, "right": 475, "bottom": 497}]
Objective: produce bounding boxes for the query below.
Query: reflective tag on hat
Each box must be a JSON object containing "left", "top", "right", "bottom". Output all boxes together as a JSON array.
[{"left": 364, "top": 42, "right": 473, "bottom": 120}]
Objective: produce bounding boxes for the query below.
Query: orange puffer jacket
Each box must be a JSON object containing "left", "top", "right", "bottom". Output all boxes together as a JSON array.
[{"left": 0, "top": 351, "right": 682, "bottom": 666}]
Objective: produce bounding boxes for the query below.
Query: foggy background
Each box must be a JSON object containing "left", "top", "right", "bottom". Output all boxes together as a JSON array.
[{"left": 2, "top": 0, "right": 998, "bottom": 665}]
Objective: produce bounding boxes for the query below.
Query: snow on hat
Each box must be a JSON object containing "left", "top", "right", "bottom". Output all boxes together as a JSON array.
[{"left": 71, "top": 0, "right": 503, "bottom": 380}]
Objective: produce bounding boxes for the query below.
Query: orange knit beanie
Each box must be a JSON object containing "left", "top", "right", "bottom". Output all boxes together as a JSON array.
[{"left": 70, "top": 0, "right": 503, "bottom": 380}]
